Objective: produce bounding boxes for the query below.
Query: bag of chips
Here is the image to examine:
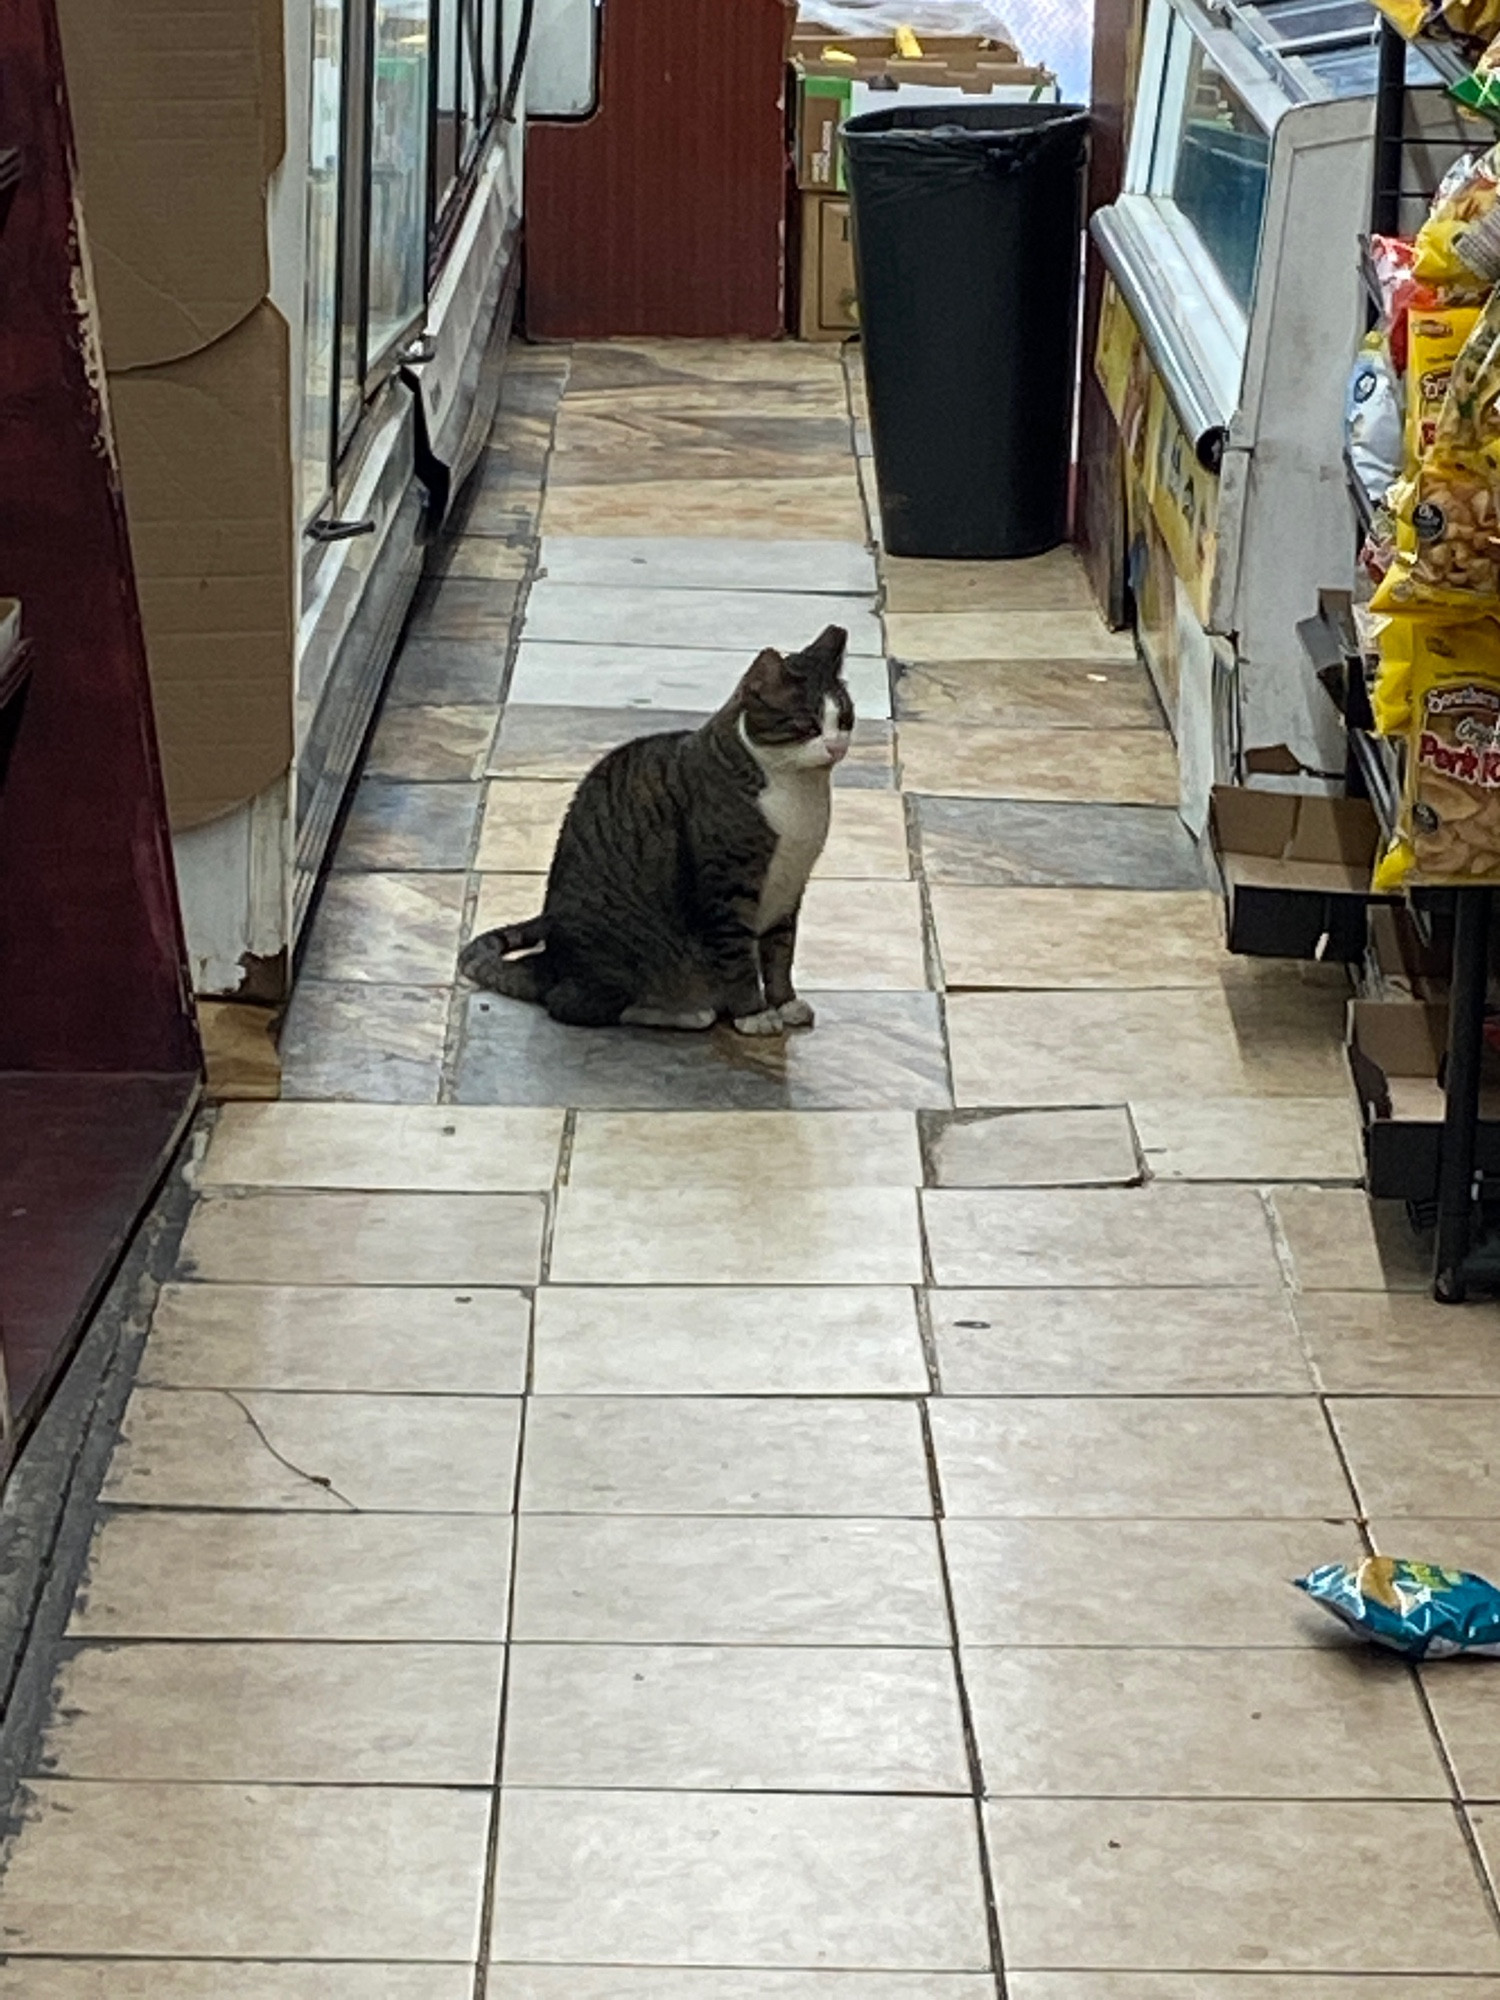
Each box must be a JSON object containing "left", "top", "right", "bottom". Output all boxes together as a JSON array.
[
  {"left": 1372, "top": 450, "right": 1500, "bottom": 614},
  {"left": 1347, "top": 335, "right": 1405, "bottom": 498},
  {"left": 1413, "top": 149, "right": 1500, "bottom": 297},
  {"left": 1406, "top": 306, "right": 1483, "bottom": 464},
  {"left": 1371, "top": 618, "right": 1500, "bottom": 887},
  {"left": 1297, "top": 1556, "right": 1500, "bottom": 1658},
  {"left": 1439, "top": 284, "right": 1500, "bottom": 469},
  {"left": 1431, "top": 0, "right": 1500, "bottom": 44}
]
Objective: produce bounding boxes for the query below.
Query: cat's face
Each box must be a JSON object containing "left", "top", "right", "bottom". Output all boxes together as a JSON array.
[{"left": 738, "top": 625, "right": 853, "bottom": 771}]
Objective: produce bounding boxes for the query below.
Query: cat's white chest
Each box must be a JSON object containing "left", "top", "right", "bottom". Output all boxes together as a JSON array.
[{"left": 754, "top": 769, "right": 831, "bottom": 932}]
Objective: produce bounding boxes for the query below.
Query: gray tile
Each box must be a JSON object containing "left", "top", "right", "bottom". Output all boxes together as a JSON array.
[
  {"left": 505, "top": 642, "right": 892, "bottom": 721},
  {"left": 178, "top": 1189, "right": 546, "bottom": 1287},
  {"left": 0, "top": 1780, "right": 490, "bottom": 1960},
  {"left": 454, "top": 990, "right": 951, "bottom": 1109},
  {"left": 502, "top": 1644, "right": 968, "bottom": 1791},
  {"left": 914, "top": 795, "right": 1206, "bottom": 889},
  {"left": 279, "top": 981, "right": 449, "bottom": 1103},
  {"left": 490, "top": 1790, "right": 990, "bottom": 1970},
  {"left": 384, "top": 638, "right": 509, "bottom": 708},
  {"left": 299, "top": 873, "right": 465, "bottom": 984},
  {"left": 1005, "top": 1981, "right": 1500, "bottom": 2000},
  {"left": 332, "top": 781, "right": 482, "bottom": 871},
  {"left": 487, "top": 1978, "right": 994, "bottom": 1999},
  {"left": 0, "top": 1968, "right": 473, "bottom": 2000},
  {"left": 70, "top": 1510, "right": 514, "bottom": 1639},
  {"left": 922, "top": 1108, "right": 1140, "bottom": 1188},
  {"left": 538, "top": 535, "right": 878, "bottom": 593},
  {"left": 511, "top": 1515, "right": 949, "bottom": 1645},
  {"left": 519, "top": 1398, "right": 931, "bottom": 1515},
  {"left": 894, "top": 657, "right": 1162, "bottom": 731},
  {"left": 362, "top": 704, "right": 496, "bottom": 780},
  {"left": 521, "top": 582, "right": 882, "bottom": 657},
  {"left": 407, "top": 576, "right": 521, "bottom": 643}
]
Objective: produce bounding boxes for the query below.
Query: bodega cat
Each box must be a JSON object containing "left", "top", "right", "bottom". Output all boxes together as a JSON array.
[{"left": 459, "top": 624, "right": 853, "bottom": 1034}]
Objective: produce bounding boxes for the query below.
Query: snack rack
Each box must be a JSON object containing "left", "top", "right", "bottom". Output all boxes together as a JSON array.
[{"left": 1336, "top": 12, "right": 1497, "bottom": 1300}]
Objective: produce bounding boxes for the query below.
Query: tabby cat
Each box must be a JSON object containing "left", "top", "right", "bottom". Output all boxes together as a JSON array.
[{"left": 459, "top": 624, "right": 853, "bottom": 1033}]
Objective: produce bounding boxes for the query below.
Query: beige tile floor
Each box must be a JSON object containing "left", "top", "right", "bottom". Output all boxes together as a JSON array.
[{"left": 8, "top": 338, "right": 1500, "bottom": 1989}]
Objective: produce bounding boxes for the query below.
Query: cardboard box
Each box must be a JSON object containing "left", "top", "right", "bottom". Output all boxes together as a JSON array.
[
  {"left": 796, "top": 192, "right": 858, "bottom": 341},
  {"left": 55, "top": 0, "right": 294, "bottom": 831},
  {"left": 1348, "top": 997, "right": 1500, "bottom": 1199},
  {"left": 794, "top": 73, "right": 852, "bottom": 188},
  {"left": 1210, "top": 785, "right": 1392, "bottom": 960}
]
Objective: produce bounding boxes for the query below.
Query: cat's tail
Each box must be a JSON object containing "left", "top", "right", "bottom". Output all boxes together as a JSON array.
[{"left": 458, "top": 915, "right": 550, "bottom": 1002}]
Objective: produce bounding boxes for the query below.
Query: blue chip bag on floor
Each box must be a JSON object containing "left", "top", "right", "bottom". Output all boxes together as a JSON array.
[{"left": 1296, "top": 1556, "right": 1500, "bottom": 1658}]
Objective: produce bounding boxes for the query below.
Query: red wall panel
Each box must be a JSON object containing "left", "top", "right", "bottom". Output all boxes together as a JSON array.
[{"left": 524, "top": 0, "right": 795, "bottom": 340}]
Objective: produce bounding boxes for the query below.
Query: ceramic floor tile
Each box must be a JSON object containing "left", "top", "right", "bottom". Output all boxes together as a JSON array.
[
  {"left": 502, "top": 1644, "right": 967, "bottom": 1791},
  {"left": 505, "top": 642, "right": 892, "bottom": 720},
  {"left": 0, "top": 1781, "right": 490, "bottom": 1960},
  {"left": 538, "top": 536, "right": 877, "bottom": 594},
  {"left": 1132, "top": 1096, "right": 1364, "bottom": 1182},
  {"left": 531, "top": 1286, "right": 928, "bottom": 1396},
  {"left": 488, "top": 704, "right": 710, "bottom": 780},
  {"left": 967, "top": 1647, "right": 1444, "bottom": 1799},
  {"left": 930, "top": 887, "right": 1227, "bottom": 989},
  {"left": 1331, "top": 1398, "right": 1500, "bottom": 1516},
  {"left": 817, "top": 790, "right": 911, "bottom": 877},
  {"left": 179, "top": 1189, "right": 546, "bottom": 1287},
  {"left": 104, "top": 1388, "right": 521, "bottom": 1513},
  {"left": 476, "top": 778, "right": 573, "bottom": 872},
  {"left": 0, "top": 1969, "right": 473, "bottom": 2000},
  {"left": 406, "top": 576, "right": 521, "bottom": 643},
  {"left": 141, "top": 1282, "right": 529, "bottom": 1393},
  {"left": 277, "top": 981, "right": 449, "bottom": 1104},
  {"left": 202, "top": 1103, "right": 564, "bottom": 1192},
  {"left": 930, "top": 1397, "right": 1352, "bottom": 1519},
  {"left": 1370, "top": 1518, "right": 1500, "bottom": 1576},
  {"left": 1004, "top": 1983, "right": 1500, "bottom": 2000},
  {"left": 470, "top": 872, "right": 547, "bottom": 938},
  {"left": 946, "top": 986, "right": 1350, "bottom": 1108},
  {"left": 520, "top": 1397, "right": 930, "bottom": 1515},
  {"left": 548, "top": 440, "right": 856, "bottom": 487},
  {"left": 550, "top": 1185, "right": 921, "bottom": 1284},
  {"left": 1270, "top": 1187, "right": 1431, "bottom": 1292},
  {"left": 894, "top": 658, "right": 1161, "bottom": 732},
  {"left": 541, "top": 478, "right": 869, "bottom": 541},
  {"left": 511, "top": 1515, "right": 947, "bottom": 1645},
  {"left": 564, "top": 341, "right": 847, "bottom": 388},
  {"left": 298, "top": 872, "right": 466, "bottom": 985},
  {"left": 362, "top": 705, "right": 496, "bottom": 781},
  {"left": 945, "top": 1518, "right": 1364, "bottom": 1647},
  {"left": 881, "top": 549, "right": 1096, "bottom": 614},
  {"left": 921, "top": 1185, "right": 1281, "bottom": 1288},
  {"left": 558, "top": 382, "right": 849, "bottom": 421},
  {"left": 384, "top": 637, "right": 509, "bottom": 708},
  {"left": 566, "top": 1110, "right": 922, "bottom": 1187},
  {"left": 520, "top": 584, "right": 882, "bottom": 657},
  {"left": 929, "top": 1287, "right": 1311, "bottom": 1395},
  {"left": 70, "top": 1511, "right": 513, "bottom": 1641},
  {"left": 986, "top": 1798, "right": 1500, "bottom": 1972},
  {"left": 331, "top": 780, "right": 482, "bottom": 872},
  {"left": 1295, "top": 1289, "right": 1500, "bottom": 1394},
  {"left": 898, "top": 723, "right": 1178, "bottom": 805},
  {"left": 887, "top": 609, "right": 1135, "bottom": 664},
  {"left": 431, "top": 533, "right": 532, "bottom": 580},
  {"left": 921, "top": 1108, "right": 1140, "bottom": 1187},
  {"left": 456, "top": 990, "right": 952, "bottom": 1110},
  {"left": 491, "top": 1790, "right": 990, "bottom": 1970},
  {"left": 796, "top": 879, "right": 928, "bottom": 989},
  {"left": 914, "top": 796, "right": 1206, "bottom": 890},
  {"left": 41, "top": 1641, "right": 504, "bottom": 1783},
  {"left": 489, "top": 1977, "right": 994, "bottom": 1999}
]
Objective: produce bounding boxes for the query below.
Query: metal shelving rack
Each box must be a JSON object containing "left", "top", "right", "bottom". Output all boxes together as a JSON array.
[{"left": 1344, "top": 15, "right": 1497, "bottom": 1299}]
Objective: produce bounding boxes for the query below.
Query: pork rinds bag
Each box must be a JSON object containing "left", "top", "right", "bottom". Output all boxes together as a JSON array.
[
  {"left": 1412, "top": 147, "right": 1500, "bottom": 296},
  {"left": 1406, "top": 306, "right": 1482, "bottom": 465},
  {"left": 1373, "top": 622, "right": 1500, "bottom": 889},
  {"left": 1438, "top": 286, "right": 1500, "bottom": 468},
  {"left": 1371, "top": 452, "right": 1500, "bottom": 614}
]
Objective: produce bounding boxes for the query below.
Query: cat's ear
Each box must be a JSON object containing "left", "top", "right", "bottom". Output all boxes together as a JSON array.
[
  {"left": 788, "top": 625, "right": 848, "bottom": 677},
  {"left": 741, "top": 647, "right": 785, "bottom": 697}
]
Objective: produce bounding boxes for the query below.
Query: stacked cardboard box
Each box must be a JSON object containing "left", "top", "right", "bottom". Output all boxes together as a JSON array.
[{"left": 788, "top": 20, "right": 1055, "bottom": 339}]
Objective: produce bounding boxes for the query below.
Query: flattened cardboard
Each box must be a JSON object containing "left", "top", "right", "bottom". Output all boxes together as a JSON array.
[
  {"left": 108, "top": 304, "right": 295, "bottom": 829},
  {"left": 1348, "top": 997, "right": 1500, "bottom": 1199},
  {"left": 54, "top": 0, "right": 284, "bottom": 370}
]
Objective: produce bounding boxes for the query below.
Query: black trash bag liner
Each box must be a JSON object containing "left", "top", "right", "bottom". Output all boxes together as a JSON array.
[{"left": 843, "top": 103, "right": 1090, "bottom": 559}]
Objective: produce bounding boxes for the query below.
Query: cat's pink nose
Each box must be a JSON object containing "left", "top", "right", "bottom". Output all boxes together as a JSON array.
[{"left": 826, "top": 738, "right": 850, "bottom": 764}]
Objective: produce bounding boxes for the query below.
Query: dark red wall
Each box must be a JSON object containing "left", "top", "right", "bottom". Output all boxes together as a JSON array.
[{"left": 524, "top": 0, "right": 794, "bottom": 339}]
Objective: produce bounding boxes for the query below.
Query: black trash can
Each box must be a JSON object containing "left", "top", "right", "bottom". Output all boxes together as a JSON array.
[{"left": 843, "top": 103, "right": 1090, "bottom": 560}]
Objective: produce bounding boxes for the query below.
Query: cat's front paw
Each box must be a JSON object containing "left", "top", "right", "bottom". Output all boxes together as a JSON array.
[
  {"left": 732, "top": 1007, "right": 786, "bottom": 1037},
  {"left": 775, "top": 998, "right": 815, "bottom": 1030}
]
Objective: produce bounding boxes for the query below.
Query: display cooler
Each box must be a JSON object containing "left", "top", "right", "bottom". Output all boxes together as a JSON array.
[{"left": 1091, "top": 0, "right": 1459, "bottom": 827}]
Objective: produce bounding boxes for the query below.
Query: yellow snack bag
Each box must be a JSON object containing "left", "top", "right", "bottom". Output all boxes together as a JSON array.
[
  {"left": 1438, "top": 285, "right": 1500, "bottom": 469},
  {"left": 1433, "top": 0, "right": 1500, "bottom": 39},
  {"left": 1373, "top": 0, "right": 1430, "bottom": 32},
  {"left": 1407, "top": 306, "right": 1483, "bottom": 463},
  {"left": 1372, "top": 451, "right": 1500, "bottom": 614},
  {"left": 1372, "top": 614, "right": 1418, "bottom": 736},
  {"left": 1376, "top": 639, "right": 1500, "bottom": 888},
  {"left": 1413, "top": 146, "right": 1500, "bottom": 295}
]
